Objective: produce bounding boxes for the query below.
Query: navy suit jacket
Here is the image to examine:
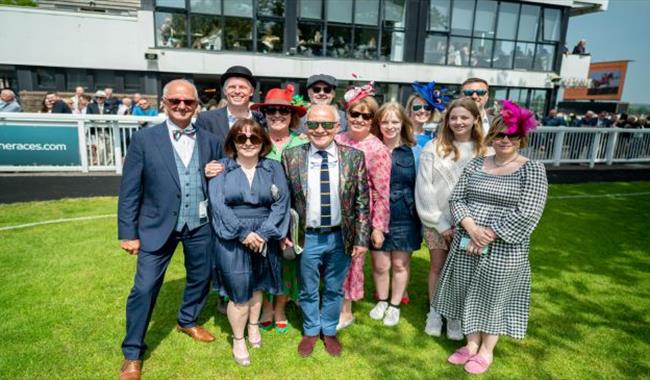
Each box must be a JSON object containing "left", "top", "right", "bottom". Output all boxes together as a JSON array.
[
  {"left": 195, "top": 107, "right": 266, "bottom": 145},
  {"left": 117, "top": 122, "right": 223, "bottom": 252},
  {"left": 52, "top": 100, "right": 71, "bottom": 114},
  {"left": 87, "top": 102, "right": 116, "bottom": 115}
]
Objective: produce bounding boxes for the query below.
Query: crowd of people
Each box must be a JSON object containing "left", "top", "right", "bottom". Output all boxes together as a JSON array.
[
  {"left": 542, "top": 109, "right": 649, "bottom": 129},
  {"left": 115, "top": 65, "right": 549, "bottom": 380}
]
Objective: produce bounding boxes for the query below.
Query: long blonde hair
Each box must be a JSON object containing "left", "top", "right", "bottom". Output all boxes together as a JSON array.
[
  {"left": 436, "top": 98, "right": 486, "bottom": 160},
  {"left": 372, "top": 102, "right": 416, "bottom": 147}
]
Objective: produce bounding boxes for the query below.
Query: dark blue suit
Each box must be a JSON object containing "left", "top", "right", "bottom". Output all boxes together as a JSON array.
[
  {"left": 194, "top": 107, "right": 266, "bottom": 147},
  {"left": 118, "top": 122, "right": 223, "bottom": 360}
]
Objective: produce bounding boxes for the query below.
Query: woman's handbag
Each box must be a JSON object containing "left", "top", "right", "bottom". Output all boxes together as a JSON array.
[{"left": 282, "top": 209, "right": 303, "bottom": 260}]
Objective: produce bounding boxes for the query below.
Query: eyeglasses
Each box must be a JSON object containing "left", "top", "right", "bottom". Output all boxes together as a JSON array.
[
  {"left": 311, "top": 86, "right": 333, "bottom": 94},
  {"left": 234, "top": 134, "right": 263, "bottom": 145},
  {"left": 494, "top": 133, "right": 521, "bottom": 141},
  {"left": 305, "top": 121, "right": 337, "bottom": 130},
  {"left": 262, "top": 106, "right": 292, "bottom": 115},
  {"left": 412, "top": 104, "right": 433, "bottom": 112},
  {"left": 165, "top": 98, "right": 197, "bottom": 107},
  {"left": 462, "top": 89, "right": 488, "bottom": 97},
  {"left": 349, "top": 111, "right": 374, "bottom": 121}
]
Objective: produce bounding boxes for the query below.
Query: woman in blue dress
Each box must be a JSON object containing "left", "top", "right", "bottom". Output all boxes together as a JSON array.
[
  {"left": 368, "top": 101, "right": 422, "bottom": 327},
  {"left": 209, "top": 119, "right": 290, "bottom": 366}
]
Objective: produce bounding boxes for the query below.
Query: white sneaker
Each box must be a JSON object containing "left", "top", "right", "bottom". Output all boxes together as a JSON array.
[
  {"left": 424, "top": 310, "right": 443, "bottom": 337},
  {"left": 383, "top": 306, "right": 400, "bottom": 327},
  {"left": 369, "top": 301, "right": 389, "bottom": 320},
  {"left": 446, "top": 319, "right": 464, "bottom": 340}
]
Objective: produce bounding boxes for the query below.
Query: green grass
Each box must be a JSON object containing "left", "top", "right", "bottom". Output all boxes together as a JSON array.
[{"left": 1, "top": 182, "right": 649, "bottom": 379}]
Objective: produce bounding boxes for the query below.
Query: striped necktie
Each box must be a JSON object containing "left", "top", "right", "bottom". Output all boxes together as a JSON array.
[{"left": 317, "top": 150, "right": 331, "bottom": 227}]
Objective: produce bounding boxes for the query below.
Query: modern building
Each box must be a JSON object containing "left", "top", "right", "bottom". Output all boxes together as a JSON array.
[{"left": 0, "top": 0, "right": 608, "bottom": 113}]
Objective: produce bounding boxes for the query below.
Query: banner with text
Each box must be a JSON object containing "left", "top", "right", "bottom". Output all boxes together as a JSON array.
[{"left": 0, "top": 125, "right": 80, "bottom": 166}]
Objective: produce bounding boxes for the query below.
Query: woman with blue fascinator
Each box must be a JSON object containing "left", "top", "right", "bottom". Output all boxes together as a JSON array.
[{"left": 407, "top": 81, "right": 449, "bottom": 148}]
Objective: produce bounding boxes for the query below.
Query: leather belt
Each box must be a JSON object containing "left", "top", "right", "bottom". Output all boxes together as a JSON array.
[{"left": 305, "top": 225, "right": 341, "bottom": 234}]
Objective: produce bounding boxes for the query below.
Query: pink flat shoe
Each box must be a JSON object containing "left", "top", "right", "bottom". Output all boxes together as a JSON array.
[
  {"left": 464, "top": 354, "right": 491, "bottom": 375},
  {"left": 447, "top": 346, "right": 472, "bottom": 365}
]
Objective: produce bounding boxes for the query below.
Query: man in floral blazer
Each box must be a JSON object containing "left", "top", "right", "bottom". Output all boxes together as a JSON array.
[{"left": 282, "top": 104, "right": 369, "bottom": 358}]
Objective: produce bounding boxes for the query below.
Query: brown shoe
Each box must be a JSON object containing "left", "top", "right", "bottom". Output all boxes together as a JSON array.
[
  {"left": 297, "top": 335, "right": 319, "bottom": 357},
  {"left": 119, "top": 359, "right": 142, "bottom": 380},
  {"left": 176, "top": 325, "right": 215, "bottom": 342},
  {"left": 322, "top": 335, "right": 342, "bottom": 357}
]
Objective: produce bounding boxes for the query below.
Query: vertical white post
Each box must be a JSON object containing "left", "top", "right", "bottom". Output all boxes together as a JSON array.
[
  {"left": 604, "top": 130, "right": 618, "bottom": 166},
  {"left": 112, "top": 122, "right": 123, "bottom": 174},
  {"left": 589, "top": 132, "right": 600, "bottom": 168},
  {"left": 77, "top": 119, "right": 89, "bottom": 173},
  {"left": 552, "top": 130, "right": 564, "bottom": 167}
]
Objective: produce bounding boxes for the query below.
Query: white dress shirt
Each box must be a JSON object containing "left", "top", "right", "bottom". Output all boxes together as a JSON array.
[
  {"left": 306, "top": 142, "right": 341, "bottom": 228},
  {"left": 227, "top": 107, "right": 253, "bottom": 128},
  {"left": 167, "top": 120, "right": 196, "bottom": 167},
  {"left": 482, "top": 114, "right": 490, "bottom": 137}
]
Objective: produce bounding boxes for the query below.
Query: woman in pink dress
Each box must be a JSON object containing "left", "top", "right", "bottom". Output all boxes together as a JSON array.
[{"left": 334, "top": 82, "right": 391, "bottom": 330}]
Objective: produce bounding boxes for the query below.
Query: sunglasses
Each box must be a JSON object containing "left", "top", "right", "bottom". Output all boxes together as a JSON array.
[
  {"left": 349, "top": 111, "right": 374, "bottom": 121},
  {"left": 412, "top": 104, "right": 433, "bottom": 112},
  {"left": 234, "top": 134, "right": 263, "bottom": 145},
  {"left": 495, "top": 133, "right": 521, "bottom": 141},
  {"left": 305, "top": 121, "right": 337, "bottom": 130},
  {"left": 311, "top": 86, "right": 333, "bottom": 94},
  {"left": 165, "top": 98, "right": 197, "bottom": 107},
  {"left": 262, "top": 106, "right": 292, "bottom": 115},
  {"left": 463, "top": 89, "right": 488, "bottom": 97}
]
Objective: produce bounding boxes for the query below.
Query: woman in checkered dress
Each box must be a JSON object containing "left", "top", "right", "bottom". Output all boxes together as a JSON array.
[{"left": 433, "top": 101, "right": 548, "bottom": 375}]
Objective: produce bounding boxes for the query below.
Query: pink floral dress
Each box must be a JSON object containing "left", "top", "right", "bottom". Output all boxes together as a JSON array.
[{"left": 335, "top": 133, "right": 391, "bottom": 300}]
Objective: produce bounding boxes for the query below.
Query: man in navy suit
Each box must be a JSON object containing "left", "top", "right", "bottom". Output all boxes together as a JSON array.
[
  {"left": 195, "top": 65, "right": 266, "bottom": 145},
  {"left": 117, "top": 79, "right": 224, "bottom": 380}
]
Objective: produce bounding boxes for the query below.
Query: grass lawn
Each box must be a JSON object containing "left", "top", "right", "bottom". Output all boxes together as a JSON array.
[{"left": 1, "top": 181, "right": 649, "bottom": 379}]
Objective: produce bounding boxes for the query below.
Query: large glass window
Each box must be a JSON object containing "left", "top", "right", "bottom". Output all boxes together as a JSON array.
[
  {"left": 353, "top": 27, "right": 379, "bottom": 59},
  {"left": 190, "top": 0, "right": 220, "bottom": 15},
  {"left": 473, "top": 0, "right": 497, "bottom": 38},
  {"left": 327, "top": 0, "right": 352, "bottom": 23},
  {"left": 155, "top": 12, "right": 187, "bottom": 48},
  {"left": 300, "top": 0, "right": 322, "bottom": 19},
  {"left": 191, "top": 15, "right": 222, "bottom": 50},
  {"left": 450, "top": 0, "right": 475, "bottom": 36},
  {"left": 543, "top": 8, "right": 561, "bottom": 41},
  {"left": 529, "top": 89, "right": 547, "bottom": 115},
  {"left": 514, "top": 42, "right": 535, "bottom": 70},
  {"left": 429, "top": 0, "right": 450, "bottom": 32},
  {"left": 448, "top": 36, "right": 471, "bottom": 66},
  {"left": 258, "top": 20, "right": 283, "bottom": 53},
  {"left": 66, "top": 69, "right": 87, "bottom": 91},
  {"left": 384, "top": 0, "right": 406, "bottom": 28},
  {"left": 157, "top": 0, "right": 185, "bottom": 9},
  {"left": 258, "top": 0, "right": 284, "bottom": 16},
  {"left": 534, "top": 44, "right": 555, "bottom": 71},
  {"left": 326, "top": 25, "right": 352, "bottom": 58},
  {"left": 224, "top": 0, "right": 253, "bottom": 17},
  {"left": 381, "top": 29, "right": 404, "bottom": 62},
  {"left": 123, "top": 72, "right": 144, "bottom": 93},
  {"left": 493, "top": 40, "right": 514, "bottom": 69},
  {"left": 471, "top": 37, "right": 493, "bottom": 67},
  {"left": 496, "top": 2, "right": 519, "bottom": 40},
  {"left": 355, "top": 0, "right": 379, "bottom": 26},
  {"left": 424, "top": 34, "right": 447, "bottom": 64},
  {"left": 518, "top": 4, "right": 540, "bottom": 42},
  {"left": 297, "top": 22, "right": 324, "bottom": 56},
  {"left": 224, "top": 17, "right": 253, "bottom": 51}
]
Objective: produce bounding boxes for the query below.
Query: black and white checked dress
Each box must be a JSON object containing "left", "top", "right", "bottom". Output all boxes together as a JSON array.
[{"left": 432, "top": 156, "right": 548, "bottom": 339}]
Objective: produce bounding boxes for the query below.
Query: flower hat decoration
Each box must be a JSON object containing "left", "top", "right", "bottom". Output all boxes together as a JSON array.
[
  {"left": 498, "top": 99, "right": 538, "bottom": 136},
  {"left": 411, "top": 80, "right": 450, "bottom": 112}
]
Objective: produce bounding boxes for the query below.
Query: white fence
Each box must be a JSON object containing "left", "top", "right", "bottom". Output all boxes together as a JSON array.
[{"left": 1, "top": 113, "right": 649, "bottom": 173}]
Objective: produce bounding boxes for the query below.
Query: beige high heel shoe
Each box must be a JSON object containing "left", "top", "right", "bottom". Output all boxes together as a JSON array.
[
  {"left": 247, "top": 322, "right": 262, "bottom": 349},
  {"left": 232, "top": 336, "right": 251, "bottom": 366}
]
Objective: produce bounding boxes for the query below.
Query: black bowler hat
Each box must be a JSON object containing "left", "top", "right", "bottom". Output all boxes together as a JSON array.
[{"left": 220, "top": 65, "right": 256, "bottom": 88}]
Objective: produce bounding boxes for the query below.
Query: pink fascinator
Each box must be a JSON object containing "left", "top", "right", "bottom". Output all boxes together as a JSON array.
[
  {"left": 344, "top": 81, "right": 376, "bottom": 109},
  {"left": 498, "top": 100, "right": 538, "bottom": 136}
]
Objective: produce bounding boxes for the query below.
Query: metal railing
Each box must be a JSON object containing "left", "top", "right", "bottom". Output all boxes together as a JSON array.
[
  {"left": 0, "top": 113, "right": 165, "bottom": 174},
  {"left": 1, "top": 113, "right": 649, "bottom": 173}
]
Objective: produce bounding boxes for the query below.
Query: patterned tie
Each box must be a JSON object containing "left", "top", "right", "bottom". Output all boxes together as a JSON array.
[
  {"left": 173, "top": 125, "right": 196, "bottom": 141},
  {"left": 317, "top": 150, "right": 331, "bottom": 227}
]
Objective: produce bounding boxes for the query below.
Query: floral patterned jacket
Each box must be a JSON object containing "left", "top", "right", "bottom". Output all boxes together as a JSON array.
[{"left": 281, "top": 142, "right": 370, "bottom": 254}]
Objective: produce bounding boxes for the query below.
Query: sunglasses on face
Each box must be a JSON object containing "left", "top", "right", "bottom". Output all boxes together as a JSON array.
[
  {"left": 234, "top": 134, "right": 263, "bottom": 145},
  {"left": 463, "top": 89, "right": 488, "bottom": 97},
  {"left": 305, "top": 121, "right": 337, "bottom": 130},
  {"left": 349, "top": 111, "right": 374, "bottom": 121},
  {"left": 311, "top": 86, "right": 333, "bottom": 94},
  {"left": 165, "top": 98, "right": 197, "bottom": 107},
  {"left": 412, "top": 104, "right": 433, "bottom": 112},
  {"left": 262, "top": 106, "right": 292, "bottom": 116},
  {"left": 495, "top": 133, "right": 521, "bottom": 141}
]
